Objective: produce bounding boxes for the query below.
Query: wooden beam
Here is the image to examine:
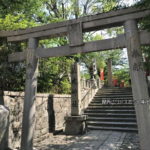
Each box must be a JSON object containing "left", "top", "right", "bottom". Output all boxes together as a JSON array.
[
  {"left": 0, "top": 8, "right": 148, "bottom": 42},
  {"left": 8, "top": 30, "right": 150, "bottom": 62}
]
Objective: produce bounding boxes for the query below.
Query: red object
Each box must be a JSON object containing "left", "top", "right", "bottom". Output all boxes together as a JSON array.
[
  {"left": 100, "top": 68, "right": 104, "bottom": 80},
  {"left": 120, "top": 80, "right": 124, "bottom": 88},
  {"left": 113, "top": 79, "right": 118, "bottom": 87},
  {"left": 146, "top": 70, "right": 150, "bottom": 76}
]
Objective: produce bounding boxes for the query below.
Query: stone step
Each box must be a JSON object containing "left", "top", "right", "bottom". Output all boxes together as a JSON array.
[
  {"left": 94, "top": 95, "right": 133, "bottom": 98},
  {"left": 91, "top": 101, "right": 134, "bottom": 105},
  {"left": 98, "top": 93, "right": 132, "bottom": 95},
  {"left": 95, "top": 93, "right": 133, "bottom": 97},
  {"left": 85, "top": 109, "right": 135, "bottom": 114},
  {"left": 93, "top": 99, "right": 133, "bottom": 101},
  {"left": 94, "top": 96, "right": 133, "bottom": 98},
  {"left": 87, "top": 117, "right": 137, "bottom": 122},
  {"left": 88, "top": 105, "right": 135, "bottom": 109},
  {"left": 84, "top": 113, "right": 136, "bottom": 118},
  {"left": 98, "top": 92, "right": 132, "bottom": 94},
  {"left": 96, "top": 92, "right": 132, "bottom": 95},
  {"left": 89, "top": 103, "right": 134, "bottom": 106},
  {"left": 98, "top": 90, "right": 132, "bottom": 92},
  {"left": 87, "top": 125, "right": 138, "bottom": 132},
  {"left": 99, "top": 87, "right": 131, "bottom": 89},
  {"left": 97, "top": 89, "right": 132, "bottom": 91},
  {"left": 83, "top": 88, "right": 137, "bottom": 132},
  {"left": 87, "top": 121, "right": 137, "bottom": 127}
]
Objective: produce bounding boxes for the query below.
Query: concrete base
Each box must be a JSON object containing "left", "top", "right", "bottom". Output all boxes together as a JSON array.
[{"left": 65, "top": 115, "right": 86, "bottom": 135}]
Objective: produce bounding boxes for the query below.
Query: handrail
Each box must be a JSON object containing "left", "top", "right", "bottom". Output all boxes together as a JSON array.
[
  {"left": 80, "top": 79, "right": 102, "bottom": 114},
  {"left": 81, "top": 82, "right": 95, "bottom": 102}
]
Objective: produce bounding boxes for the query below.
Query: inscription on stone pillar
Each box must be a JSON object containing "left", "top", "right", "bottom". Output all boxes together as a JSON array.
[
  {"left": 124, "top": 19, "right": 150, "bottom": 150},
  {"left": 71, "top": 62, "right": 81, "bottom": 116},
  {"left": 131, "top": 49, "right": 144, "bottom": 71}
]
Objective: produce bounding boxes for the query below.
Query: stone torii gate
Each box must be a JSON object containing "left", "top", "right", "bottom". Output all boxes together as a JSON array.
[{"left": 0, "top": 7, "right": 150, "bottom": 150}]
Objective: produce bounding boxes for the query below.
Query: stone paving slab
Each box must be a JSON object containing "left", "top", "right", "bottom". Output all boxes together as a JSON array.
[{"left": 34, "top": 130, "right": 140, "bottom": 150}]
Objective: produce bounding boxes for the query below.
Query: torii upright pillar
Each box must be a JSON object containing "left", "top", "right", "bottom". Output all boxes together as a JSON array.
[
  {"left": 21, "top": 38, "right": 39, "bottom": 150},
  {"left": 124, "top": 20, "right": 150, "bottom": 150}
]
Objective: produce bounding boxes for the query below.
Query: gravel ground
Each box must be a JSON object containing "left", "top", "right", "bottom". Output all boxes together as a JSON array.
[
  {"left": 119, "top": 132, "right": 140, "bottom": 150},
  {"left": 34, "top": 130, "right": 140, "bottom": 150}
]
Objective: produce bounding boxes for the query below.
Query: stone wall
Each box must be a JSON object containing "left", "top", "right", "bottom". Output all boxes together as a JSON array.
[
  {"left": 3, "top": 93, "right": 24, "bottom": 149},
  {"left": 0, "top": 105, "right": 9, "bottom": 150},
  {"left": 48, "top": 95, "right": 71, "bottom": 132},
  {"left": 34, "top": 93, "right": 50, "bottom": 145},
  {"left": 1, "top": 91, "right": 71, "bottom": 149}
]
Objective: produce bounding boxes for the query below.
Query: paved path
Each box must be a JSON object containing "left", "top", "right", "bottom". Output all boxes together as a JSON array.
[{"left": 34, "top": 130, "right": 140, "bottom": 150}]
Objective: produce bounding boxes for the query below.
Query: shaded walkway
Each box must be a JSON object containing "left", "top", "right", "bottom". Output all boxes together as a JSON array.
[{"left": 34, "top": 130, "right": 140, "bottom": 150}]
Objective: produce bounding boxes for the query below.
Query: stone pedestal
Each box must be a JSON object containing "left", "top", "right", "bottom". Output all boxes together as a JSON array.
[{"left": 65, "top": 115, "right": 86, "bottom": 135}]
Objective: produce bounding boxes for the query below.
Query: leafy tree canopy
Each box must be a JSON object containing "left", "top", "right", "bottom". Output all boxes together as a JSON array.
[{"left": 1, "top": 0, "right": 147, "bottom": 93}]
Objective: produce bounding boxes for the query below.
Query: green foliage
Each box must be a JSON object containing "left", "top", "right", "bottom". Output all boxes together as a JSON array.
[
  {"left": 0, "top": 14, "right": 36, "bottom": 30},
  {"left": 113, "top": 68, "right": 130, "bottom": 86},
  {"left": 0, "top": 0, "right": 139, "bottom": 94},
  {"left": 142, "top": 46, "right": 150, "bottom": 76},
  {"left": 136, "top": 0, "right": 150, "bottom": 31},
  {"left": 0, "top": 0, "right": 45, "bottom": 18},
  {"left": 38, "top": 57, "right": 74, "bottom": 94},
  {"left": 0, "top": 12, "right": 38, "bottom": 91},
  {"left": 80, "top": 48, "right": 123, "bottom": 80},
  {"left": 0, "top": 40, "right": 26, "bottom": 91},
  {"left": 137, "top": 0, "right": 150, "bottom": 76}
]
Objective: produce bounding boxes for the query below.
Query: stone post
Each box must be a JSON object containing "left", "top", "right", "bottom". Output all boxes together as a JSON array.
[
  {"left": 71, "top": 62, "right": 81, "bottom": 116},
  {"left": 107, "top": 58, "right": 113, "bottom": 87},
  {"left": 124, "top": 19, "right": 150, "bottom": 150},
  {"left": 21, "top": 38, "right": 39, "bottom": 150},
  {"left": 65, "top": 62, "right": 86, "bottom": 135}
]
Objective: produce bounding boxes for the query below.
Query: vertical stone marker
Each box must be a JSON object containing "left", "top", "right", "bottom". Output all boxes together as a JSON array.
[
  {"left": 71, "top": 62, "right": 81, "bottom": 116},
  {"left": 65, "top": 62, "right": 86, "bottom": 135},
  {"left": 21, "top": 38, "right": 39, "bottom": 150},
  {"left": 107, "top": 58, "right": 113, "bottom": 87},
  {"left": 124, "top": 20, "right": 150, "bottom": 150}
]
